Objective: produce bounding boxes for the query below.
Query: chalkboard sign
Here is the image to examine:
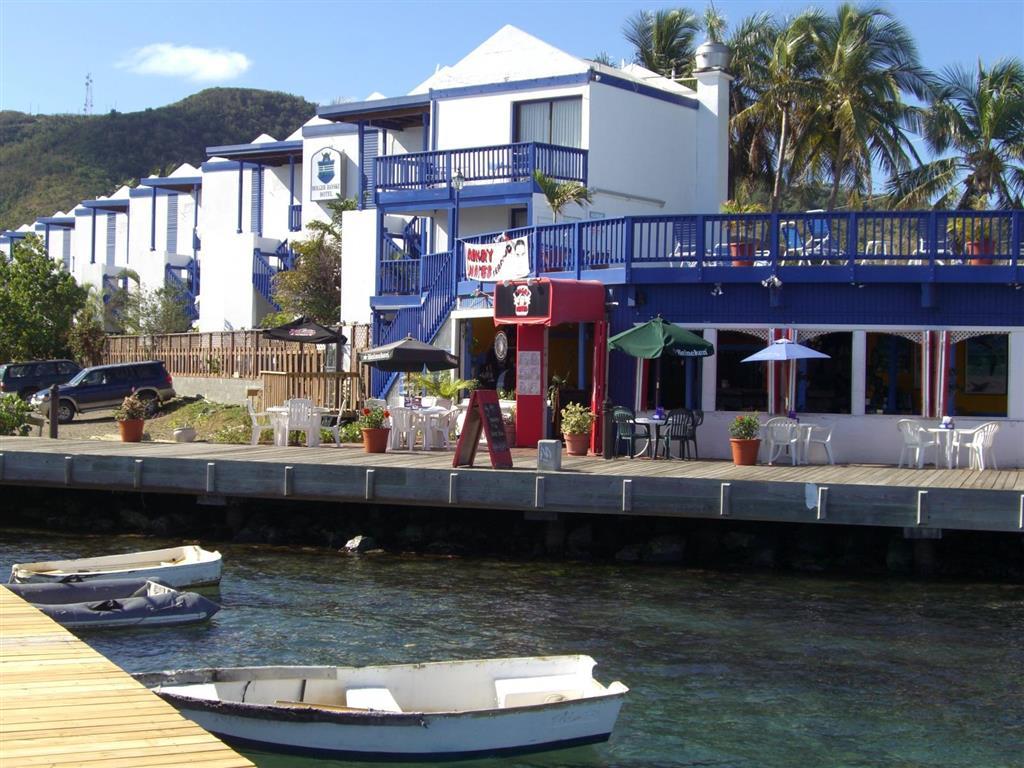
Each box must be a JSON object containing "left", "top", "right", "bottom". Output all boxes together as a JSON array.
[{"left": 452, "top": 390, "right": 514, "bottom": 469}]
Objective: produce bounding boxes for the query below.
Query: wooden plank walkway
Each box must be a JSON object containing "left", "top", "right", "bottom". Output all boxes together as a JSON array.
[
  {"left": 1, "top": 436, "right": 1022, "bottom": 533},
  {"left": 0, "top": 587, "right": 254, "bottom": 768}
]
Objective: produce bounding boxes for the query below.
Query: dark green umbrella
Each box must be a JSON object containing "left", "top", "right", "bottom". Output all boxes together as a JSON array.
[{"left": 608, "top": 317, "right": 714, "bottom": 406}]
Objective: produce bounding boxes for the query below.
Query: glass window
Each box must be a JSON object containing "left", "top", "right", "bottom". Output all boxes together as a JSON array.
[
  {"left": 865, "top": 333, "right": 921, "bottom": 415},
  {"left": 34, "top": 362, "right": 57, "bottom": 377},
  {"left": 794, "top": 333, "right": 851, "bottom": 414},
  {"left": 514, "top": 98, "right": 582, "bottom": 148},
  {"left": 954, "top": 334, "right": 1008, "bottom": 417},
  {"left": 716, "top": 331, "right": 768, "bottom": 412},
  {"left": 57, "top": 361, "right": 79, "bottom": 374}
]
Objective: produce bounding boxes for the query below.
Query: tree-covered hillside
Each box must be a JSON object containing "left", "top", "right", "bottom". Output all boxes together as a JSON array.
[{"left": 0, "top": 88, "right": 316, "bottom": 230}]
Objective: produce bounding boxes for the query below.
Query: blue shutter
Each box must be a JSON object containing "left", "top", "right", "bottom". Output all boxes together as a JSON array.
[
  {"left": 62, "top": 228, "right": 71, "bottom": 270},
  {"left": 250, "top": 167, "right": 263, "bottom": 234},
  {"left": 166, "top": 194, "right": 179, "bottom": 254},
  {"left": 361, "top": 130, "right": 378, "bottom": 209},
  {"left": 106, "top": 212, "right": 116, "bottom": 265}
]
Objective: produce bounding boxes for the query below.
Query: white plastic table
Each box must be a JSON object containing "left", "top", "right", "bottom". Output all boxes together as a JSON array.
[
  {"left": 411, "top": 406, "right": 452, "bottom": 450},
  {"left": 926, "top": 426, "right": 971, "bottom": 469},
  {"left": 267, "top": 405, "right": 330, "bottom": 447},
  {"left": 635, "top": 416, "right": 667, "bottom": 459}
]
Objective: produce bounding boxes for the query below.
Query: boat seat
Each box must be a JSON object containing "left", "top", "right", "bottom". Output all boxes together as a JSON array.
[
  {"left": 345, "top": 687, "right": 403, "bottom": 712},
  {"left": 494, "top": 674, "right": 583, "bottom": 709}
]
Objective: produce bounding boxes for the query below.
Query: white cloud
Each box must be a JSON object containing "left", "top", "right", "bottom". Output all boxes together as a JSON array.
[{"left": 118, "top": 43, "right": 251, "bottom": 82}]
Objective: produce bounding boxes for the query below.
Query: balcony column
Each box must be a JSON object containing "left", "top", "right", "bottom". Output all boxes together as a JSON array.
[
  {"left": 150, "top": 186, "right": 157, "bottom": 250},
  {"left": 192, "top": 184, "right": 200, "bottom": 257},
  {"left": 701, "top": 328, "right": 718, "bottom": 412},
  {"left": 357, "top": 122, "right": 365, "bottom": 211},
  {"left": 1008, "top": 331, "right": 1024, "bottom": 419},
  {"left": 850, "top": 330, "right": 866, "bottom": 416},
  {"left": 44, "top": 224, "right": 50, "bottom": 256},
  {"left": 90, "top": 208, "right": 96, "bottom": 264},
  {"left": 236, "top": 161, "right": 244, "bottom": 233}
]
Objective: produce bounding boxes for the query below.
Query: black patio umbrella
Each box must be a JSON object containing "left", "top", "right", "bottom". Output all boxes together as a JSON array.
[
  {"left": 359, "top": 335, "right": 458, "bottom": 372},
  {"left": 262, "top": 317, "right": 347, "bottom": 371}
]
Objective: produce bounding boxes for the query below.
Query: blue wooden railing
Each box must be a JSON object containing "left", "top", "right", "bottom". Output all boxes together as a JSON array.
[
  {"left": 376, "top": 142, "right": 587, "bottom": 193},
  {"left": 289, "top": 204, "right": 302, "bottom": 232},
  {"left": 372, "top": 248, "right": 457, "bottom": 398},
  {"left": 252, "top": 242, "right": 293, "bottom": 310},
  {"left": 165, "top": 262, "right": 199, "bottom": 321}
]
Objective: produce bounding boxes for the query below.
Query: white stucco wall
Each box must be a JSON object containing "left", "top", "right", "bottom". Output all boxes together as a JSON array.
[{"left": 339, "top": 208, "right": 377, "bottom": 325}]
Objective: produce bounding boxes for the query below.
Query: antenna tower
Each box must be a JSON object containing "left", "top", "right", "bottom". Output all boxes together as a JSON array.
[{"left": 83, "top": 73, "right": 93, "bottom": 115}]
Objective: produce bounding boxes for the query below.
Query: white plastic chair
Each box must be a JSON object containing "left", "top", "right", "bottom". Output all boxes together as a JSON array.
[
  {"left": 286, "top": 398, "right": 320, "bottom": 447},
  {"left": 896, "top": 419, "right": 940, "bottom": 468},
  {"left": 423, "top": 409, "right": 455, "bottom": 450},
  {"left": 804, "top": 425, "right": 835, "bottom": 465},
  {"left": 389, "top": 407, "right": 417, "bottom": 450},
  {"left": 955, "top": 422, "right": 1000, "bottom": 471},
  {"left": 763, "top": 417, "right": 800, "bottom": 465},
  {"left": 247, "top": 401, "right": 276, "bottom": 446},
  {"left": 320, "top": 411, "right": 343, "bottom": 447}
]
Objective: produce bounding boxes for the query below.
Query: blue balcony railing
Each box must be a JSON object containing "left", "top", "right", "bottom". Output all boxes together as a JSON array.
[
  {"left": 165, "top": 262, "right": 199, "bottom": 321},
  {"left": 454, "top": 210, "right": 1023, "bottom": 284},
  {"left": 289, "top": 204, "right": 302, "bottom": 232},
  {"left": 253, "top": 243, "right": 293, "bottom": 309},
  {"left": 376, "top": 142, "right": 587, "bottom": 194}
]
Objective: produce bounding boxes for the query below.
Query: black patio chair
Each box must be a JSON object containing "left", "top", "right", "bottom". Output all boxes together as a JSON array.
[
  {"left": 661, "top": 409, "right": 697, "bottom": 459},
  {"left": 613, "top": 406, "right": 650, "bottom": 458}
]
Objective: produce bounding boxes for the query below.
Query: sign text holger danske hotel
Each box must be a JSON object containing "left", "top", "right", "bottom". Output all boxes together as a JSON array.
[{"left": 464, "top": 236, "right": 530, "bottom": 282}]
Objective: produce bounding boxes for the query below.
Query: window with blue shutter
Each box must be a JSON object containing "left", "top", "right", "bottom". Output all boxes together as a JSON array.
[
  {"left": 106, "top": 213, "right": 116, "bottom": 265},
  {"left": 250, "top": 167, "right": 263, "bottom": 235},
  {"left": 361, "top": 130, "right": 378, "bottom": 209},
  {"left": 166, "top": 194, "right": 179, "bottom": 254}
]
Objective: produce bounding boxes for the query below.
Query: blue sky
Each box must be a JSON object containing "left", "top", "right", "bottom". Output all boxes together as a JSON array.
[{"left": 1, "top": 0, "right": 1021, "bottom": 116}]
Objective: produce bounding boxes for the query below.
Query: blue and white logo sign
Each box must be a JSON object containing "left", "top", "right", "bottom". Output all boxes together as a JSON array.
[{"left": 310, "top": 147, "right": 343, "bottom": 201}]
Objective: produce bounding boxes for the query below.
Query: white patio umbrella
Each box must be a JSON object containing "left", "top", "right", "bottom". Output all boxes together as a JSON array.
[{"left": 741, "top": 338, "right": 830, "bottom": 414}]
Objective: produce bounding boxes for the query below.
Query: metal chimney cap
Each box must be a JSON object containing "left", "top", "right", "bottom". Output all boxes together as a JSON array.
[{"left": 694, "top": 40, "right": 731, "bottom": 72}]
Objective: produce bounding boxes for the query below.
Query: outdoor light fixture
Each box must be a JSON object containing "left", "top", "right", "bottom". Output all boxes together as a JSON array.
[
  {"left": 453, "top": 169, "right": 465, "bottom": 192},
  {"left": 710, "top": 283, "right": 724, "bottom": 296},
  {"left": 761, "top": 275, "right": 782, "bottom": 289}
]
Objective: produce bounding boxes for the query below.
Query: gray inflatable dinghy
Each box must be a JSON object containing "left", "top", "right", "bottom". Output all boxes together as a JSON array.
[{"left": 4, "top": 578, "right": 220, "bottom": 629}]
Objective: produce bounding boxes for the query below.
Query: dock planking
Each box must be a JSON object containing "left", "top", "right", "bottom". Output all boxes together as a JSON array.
[
  {"left": 0, "top": 436, "right": 1021, "bottom": 533},
  {"left": 0, "top": 588, "right": 254, "bottom": 768}
]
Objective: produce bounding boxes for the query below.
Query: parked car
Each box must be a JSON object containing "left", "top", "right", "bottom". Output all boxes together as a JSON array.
[
  {"left": 0, "top": 360, "right": 81, "bottom": 399},
  {"left": 30, "top": 361, "right": 175, "bottom": 423}
]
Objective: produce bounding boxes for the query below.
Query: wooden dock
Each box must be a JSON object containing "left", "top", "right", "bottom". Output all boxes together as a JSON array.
[
  {"left": 0, "top": 588, "right": 254, "bottom": 768},
  {"left": 1, "top": 436, "right": 1022, "bottom": 533}
]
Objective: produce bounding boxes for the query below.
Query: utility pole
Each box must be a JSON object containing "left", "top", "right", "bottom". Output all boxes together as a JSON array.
[{"left": 83, "top": 73, "right": 93, "bottom": 115}]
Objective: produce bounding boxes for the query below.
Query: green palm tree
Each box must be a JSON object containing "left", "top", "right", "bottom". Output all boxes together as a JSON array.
[
  {"left": 790, "top": 3, "right": 932, "bottom": 210},
  {"left": 623, "top": 8, "right": 702, "bottom": 79},
  {"left": 533, "top": 171, "right": 592, "bottom": 222},
  {"left": 733, "top": 12, "right": 823, "bottom": 210},
  {"left": 889, "top": 58, "right": 1024, "bottom": 209}
]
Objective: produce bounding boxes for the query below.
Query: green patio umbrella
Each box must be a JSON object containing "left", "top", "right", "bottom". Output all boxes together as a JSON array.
[{"left": 608, "top": 317, "right": 714, "bottom": 407}]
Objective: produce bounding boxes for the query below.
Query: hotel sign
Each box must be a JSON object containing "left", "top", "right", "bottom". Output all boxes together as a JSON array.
[{"left": 311, "top": 148, "right": 343, "bottom": 201}]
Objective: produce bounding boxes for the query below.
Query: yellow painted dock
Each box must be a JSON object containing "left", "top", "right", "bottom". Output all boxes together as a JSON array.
[{"left": 0, "top": 588, "right": 254, "bottom": 768}]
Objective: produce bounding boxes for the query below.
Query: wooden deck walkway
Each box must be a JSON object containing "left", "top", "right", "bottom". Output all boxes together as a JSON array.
[
  {"left": 1, "top": 436, "right": 1022, "bottom": 533},
  {"left": 0, "top": 588, "right": 254, "bottom": 768}
]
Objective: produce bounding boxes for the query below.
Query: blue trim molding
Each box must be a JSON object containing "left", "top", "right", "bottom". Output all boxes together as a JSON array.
[{"left": 593, "top": 71, "right": 698, "bottom": 109}]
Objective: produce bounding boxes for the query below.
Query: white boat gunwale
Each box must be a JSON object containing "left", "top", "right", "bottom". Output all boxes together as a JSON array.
[{"left": 9, "top": 544, "right": 222, "bottom": 587}]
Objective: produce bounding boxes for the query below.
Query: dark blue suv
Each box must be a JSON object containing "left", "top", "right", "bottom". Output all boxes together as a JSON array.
[
  {"left": 0, "top": 359, "right": 81, "bottom": 399},
  {"left": 30, "top": 361, "right": 175, "bottom": 423}
]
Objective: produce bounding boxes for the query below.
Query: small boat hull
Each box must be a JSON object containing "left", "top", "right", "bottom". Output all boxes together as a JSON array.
[
  {"left": 4, "top": 578, "right": 221, "bottom": 629},
  {"left": 139, "top": 656, "right": 627, "bottom": 760},
  {"left": 9, "top": 545, "right": 222, "bottom": 588}
]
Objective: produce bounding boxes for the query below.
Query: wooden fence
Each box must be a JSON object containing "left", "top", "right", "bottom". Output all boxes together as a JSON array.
[
  {"left": 261, "top": 371, "right": 362, "bottom": 413},
  {"left": 103, "top": 325, "right": 372, "bottom": 381}
]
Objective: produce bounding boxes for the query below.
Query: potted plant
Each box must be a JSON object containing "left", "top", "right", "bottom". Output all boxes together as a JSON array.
[
  {"left": 503, "top": 407, "right": 516, "bottom": 448},
  {"left": 720, "top": 200, "right": 767, "bottom": 266},
  {"left": 947, "top": 210, "right": 996, "bottom": 265},
  {"left": 560, "top": 402, "right": 595, "bottom": 456},
  {"left": 358, "top": 405, "right": 391, "bottom": 453},
  {"left": 115, "top": 392, "right": 147, "bottom": 442},
  {"left": 728, "top": 413, "right": 761, "bottom": 465},
  {"left": 406, "top": 372, "right": 479, "bottom": 408}
]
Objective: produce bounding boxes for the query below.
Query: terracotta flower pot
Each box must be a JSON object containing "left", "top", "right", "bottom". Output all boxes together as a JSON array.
[
  {"left": 361, "top": 427, "right": 390, "bottom": 453},
  {"left": 966, "top": 239, "right": 994, "bottom": 266},
  {"left": 118, "top": 419, "right": 145, "bottom": 443},
  {"left": 730, "top": 241, "right": 755, "bottom": 267},
  {"left": 564, "top": 432, "right": 590, "bottom": 456},
  {"left": 730, "top": 437, "right": 760, "bottom": 465}
]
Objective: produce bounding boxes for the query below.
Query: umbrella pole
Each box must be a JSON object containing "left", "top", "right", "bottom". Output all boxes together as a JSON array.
[{"left": 655, "top": 356, "right": 661, "bottom": 409}]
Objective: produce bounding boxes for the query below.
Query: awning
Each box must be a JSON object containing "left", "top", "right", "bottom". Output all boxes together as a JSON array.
[
  {"left": 206, "top": 140, "right": 303, "bottom": 167},
  {"left": 139, "top": 176, "right": 202, "bottom": 192},
  {"left": 493, "top": 278, "right": 605, "bottom": 326},
  {"left": 317, "top": 94, "right": 431, "bottom": 130}
]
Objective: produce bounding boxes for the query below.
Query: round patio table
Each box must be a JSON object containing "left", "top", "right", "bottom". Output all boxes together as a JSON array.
[{"left": 635, "top": 416, "right": 667, "bottom": 459}]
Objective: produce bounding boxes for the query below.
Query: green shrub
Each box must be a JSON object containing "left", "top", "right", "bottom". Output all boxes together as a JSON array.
[
  {"left": 0, "top": 393, "right": 33, "bottom": 436},
  {"left": 729, "top": 413, "right": 761, "bottom": 439}
]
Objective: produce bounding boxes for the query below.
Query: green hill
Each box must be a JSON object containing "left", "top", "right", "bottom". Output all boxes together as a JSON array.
[{"left": 0, "top": 88, "right": 317, "bottom": 231}]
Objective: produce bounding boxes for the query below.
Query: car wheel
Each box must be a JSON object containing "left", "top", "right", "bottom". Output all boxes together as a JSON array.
[
  {"left": 57, "top": 400, "right": 75, "bottom": 424},
  {"left": 138, "top": 393, "right": 159, "bottom": 418}
]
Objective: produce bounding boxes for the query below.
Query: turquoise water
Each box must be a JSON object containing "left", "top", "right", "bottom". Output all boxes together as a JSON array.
[{"left": 2, "top": 532, "right": 1022, "bottom": 767}]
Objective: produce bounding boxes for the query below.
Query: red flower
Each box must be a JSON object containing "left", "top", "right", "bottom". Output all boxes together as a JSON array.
[
  {"left": 362, "top": 408, "right": 370, "bottom": 415},
  {"left": 383, "top": 410, "right": 390, "bottom": 418}
]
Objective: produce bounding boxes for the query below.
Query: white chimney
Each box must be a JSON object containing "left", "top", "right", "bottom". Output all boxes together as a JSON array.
[{"left": 693, "top": 43, "right": 732, "bottom": 214}]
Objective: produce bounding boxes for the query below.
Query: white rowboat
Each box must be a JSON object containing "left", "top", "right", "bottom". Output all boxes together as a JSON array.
[
  {"left": 137, "top": 655, "right": 628, "bottom": 760},
  {"left": 9, "top": 545, "right": 222, "bottom": 588}
]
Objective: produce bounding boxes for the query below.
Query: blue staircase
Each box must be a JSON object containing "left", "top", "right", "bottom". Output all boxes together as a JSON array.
[
  {"left": 252, "top": 240, "right": 293, "bottom": 310},
  {"left": 372, "top": 248, "right": 457, "bottom": 398},
  {"left": 165, "top": 260, "right": 200, "bottom": 321}
]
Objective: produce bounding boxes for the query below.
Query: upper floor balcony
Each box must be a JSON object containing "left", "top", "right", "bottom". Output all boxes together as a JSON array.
[{"left": 375, "top": 142, "right": 587, "bottom": 207}]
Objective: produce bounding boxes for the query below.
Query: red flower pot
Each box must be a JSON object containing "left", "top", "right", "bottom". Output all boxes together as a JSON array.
[
  {"left": 564, "top": 432, "right": 590, "bottom": 456},
  {"left": 118, "top": 419, "right": 145, "bottom": 443},
  {"left": 730, "top": 438, "right": 760, "bottom": 465},
  {"left": 361, "top": 427, "right": 390, "bottom": 453},
  {"left": 730, "top": 241, "right": 755, "bottom": 267},
  {"left": 966, "top": 239, "right": 994, "bottom": 266}
]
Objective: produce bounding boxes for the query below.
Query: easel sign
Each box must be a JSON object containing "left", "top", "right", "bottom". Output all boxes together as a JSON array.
[{"left": 452, "top": 390, "right": 514, "bottom": 469}]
